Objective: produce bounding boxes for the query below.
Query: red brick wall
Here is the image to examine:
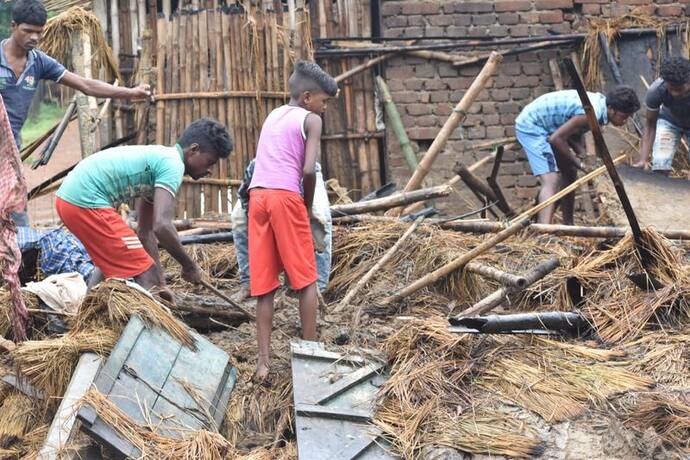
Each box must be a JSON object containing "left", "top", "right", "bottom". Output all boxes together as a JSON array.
[{"left": 381, "top": 0, "right": 687, "bottom": 213}]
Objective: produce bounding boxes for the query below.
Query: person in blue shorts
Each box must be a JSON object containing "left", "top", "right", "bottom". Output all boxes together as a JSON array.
[{"left": 515, "top": 86, "right": 640, "bottom": 225}]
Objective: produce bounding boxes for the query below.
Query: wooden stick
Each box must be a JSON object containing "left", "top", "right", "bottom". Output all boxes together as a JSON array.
[
  {"left": 199, "top": 279, "right": 255, "bottom": 320},
  {"left": 330, "top": 184, "right": 452, "bottom": 216},
  {"left": 464, "top": 262, "right": 526, "bottom": 289},
  {"left": 564, "top": 59, "right": 647, "bottom": 262},
  {"left": 455, "top": 162, "right": 513, "bottom": 216},
  {"left": 376, "top": 75, "right": 417, "bottom": 173},
  {"left": 510, "top": 155, "right": 626, "bottom": 224},
  {"left": 155, "top": 16, "right": 167, "bottom": 145},
  {"left": 335, "top": 215, "right": 425, "bottom": 313},
  {"left": 170, "top": 302, "right": 249, "bottom": 322},
  {"left": 334, "top": 53, "right": 392, "bottom": 83},
  {"left": 459, "top": 258, "right": 560, "bottom": 316},
  {"left": 381, "top": 219, "right": 530, "bottom": 305},
  {"left": 400, "top": 52, "right": 502, "bottom": 196},
  {"left": 135, "top": 29, "right": 153, "bottom": 145}
]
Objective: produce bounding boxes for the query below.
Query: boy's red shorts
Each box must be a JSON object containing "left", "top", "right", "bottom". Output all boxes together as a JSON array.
[
  {"left": 55, "top": 197, "right": 154, "bottom": 279},
  {"left": 248, "top": 189, "right": 317, "bottom": 297}
]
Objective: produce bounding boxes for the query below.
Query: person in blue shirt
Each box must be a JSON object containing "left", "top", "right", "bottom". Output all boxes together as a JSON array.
[
  {"left": 515, "top": 86, "right": 640, "bottom": 225},
  {"left": 3, "top": 0, "right": 151, "bottom": 225},
  {"left": 2, "top": 0, "right": 150, "bottom": 145}
]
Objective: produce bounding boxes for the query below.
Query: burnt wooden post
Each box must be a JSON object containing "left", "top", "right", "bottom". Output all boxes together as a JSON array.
[
  {"left": 563, "top": 58, "right": 649, "bottom": 264},
  {"left": 486, "top": 145, "right": 514, "bottom": 217}
]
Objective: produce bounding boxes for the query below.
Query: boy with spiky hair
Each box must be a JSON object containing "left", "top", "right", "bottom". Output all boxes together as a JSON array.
[
  {"left": 635, "top": 57, "right": 690, "bottom": 174},
  {"left": 56, "top": 118, "right": 233, "bottom": 305},
  {"left": 248, "top": 60, "right": 338, "bottom": 381},
  {"left": 515, "top": 86, "right": 640, "bottom": 225}
]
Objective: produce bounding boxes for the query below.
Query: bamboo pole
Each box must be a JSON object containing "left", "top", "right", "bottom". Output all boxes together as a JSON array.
[
  {"left": 455, "top": 162, "right": 513, "bottom": 216},
  {"left": 509, "top": 155, "right": 626, "bottom": 224},
  {"left": 334, "top": 53, "right": 392, "bottom": 83},
  {"left": 564, "top": 59, "right": 646, "bottom": 253},
  {"left": 376, "top": 75, "right": 417, "bottom": 173},
  {"left": 381, "top": 219, "right": 531, "bottom": 305},
  {"left": 110, "top": 0, "right": 120, "bottom": 67},
  {"left": 128, "top": 0, "right": 138, "bottom": 55},
  {"left": 335, "top": 215, "right": 425, "bottom": 313},
  {"left": 73, "top": 31, "right": 97, "bottom": 157},
  {"left": 155, "top": 17, "right": 167, "bottom": 145},
  {"left": 330, "top": 184, "right": 452, "bottom": 216},
  {"left": 459, "top": 258, "right": 560, "bottom": 316},
  {"left": 401, "top": 52, "right": 502, "bottom": 194},
  {"left": 464, "top": 262, "right": 526, "bottom": 289},
  {"left": 135, "top": 29, "right": 152, "bottom": 145}
]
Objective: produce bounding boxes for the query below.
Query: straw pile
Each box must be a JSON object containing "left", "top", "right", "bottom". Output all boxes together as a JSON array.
[
  {"left": 623, "top": 392, "right": 690, "bottom": 454},
  {"left": 12, "top": 329, "right": 119, "bottom": 401},
  {"left": 582, "top": 8, "right": 670, "bottom": 89},
  {"left": 620, "top": 330, "right": 690, "bottom": 389},
  {"left": 161, "top": 243, "right": 238, "bottom": 282},
  {"left": 39, "top": 7, "right": 120, "bottom": 79},
  {"left": 0, "top": 289, "right": 38, "bottom": 339},
  {"left": 374, "top": 317, "right": 654, "bottom": 457},
  {"left": 74, "top": 279, "right": 194, "bottom": 348},
  {"left": 0, "top": 390, "right": 42, "bottom": 448}
]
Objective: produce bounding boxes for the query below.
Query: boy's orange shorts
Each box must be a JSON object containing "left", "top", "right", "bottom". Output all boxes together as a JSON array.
[
  {"left": 248, "top": 189, "right": 317, "bottom": 296},
  {"left": 55, "top": 197, "right": 154, "bottom": 279}
]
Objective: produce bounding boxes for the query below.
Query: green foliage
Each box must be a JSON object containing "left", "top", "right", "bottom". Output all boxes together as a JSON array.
[
  {"left": 0, "top": 1, "right": 14, "bottom": 41},
  {"left": 20, "top": 101, "right": 65, "bottom": 146}
]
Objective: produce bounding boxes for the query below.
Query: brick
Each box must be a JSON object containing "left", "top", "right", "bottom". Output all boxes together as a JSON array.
[
  {"left": 510, "top": 87, "right": 531, "bottom": 100},
  {"left": 424, "top": 26, "right": 445, "bottom": 36},
  {"left": 406, "top": 15, "right": 424, "bottom": 26},
  {"left": 386, "top": 79, "right": 404, "bottom": 91},
  {"left": 433, "top": 104, "right": 453, "bottom": 117},
  {"left": 383, "top": 16, "right": 407, "bottom": 28},
  {"left": 481, "top": 102, "right": 498, "bottom": 114},
  {"left": 618, "top": 0, "right": 650, "bottom": 4},
  {"left": 402, "top": 26, "right": 423, "bottom": 36},
  {"left": 509, "top": 24, "right": 531, "bottom": 37},
  {"left": 519, "top": 12, "right": 541, "bottom": 24},
  {"left": 483, "top": 113, "right": 500, "bottom": 125},
  {"left": 446, "top": 25, "right": 469, "bottom": 37},
  {"left": 495, "top": 0, "right": 531, "bottom": 12},
  {"left": 535, "top": 0, "right": 573, "bottom": 9},
  {"left": 393, "top": 91, "right": 420, "bottom": 104},
  {"left": 414, "top": 64, "right": 436, "bottom": 78},
  {"left": 404, "top": 78, "right": 425, "bottom": 90},
  {"left": 505, "top": 125, "right": 516, "bottom": 136},
  {"left": 453, "top": 2, "right": 493, "bottom": 13},
  {"left": 439, "top": 64, "right": 461, "bottom": 78},
  {"left": 448, "top": 77, "right": 474, "bottom": 90},
  {"left": 416, "top": 115, "right": 439, "bottom": 127},
  {"left": 486, "top": 126, "right": 506, "bottom": 138},
  {"left": 657, "top": 5, "right": 683, "bottom": 15},
  {"left": 418, "top": 92, "right": 431, "bottom": 103},
  {"left": 430, "top": 91, "right": 451, "bottom": 103},
  {"left": 503, "top": 162, "right": 527, "bottom": 175},
  {"left": 386, "top": 66, "right": 415, "bottom": 79},
  {"left": 497, "top": 12, "right": 520, "bottom": 24},
  {"left": 500, "top": 113, "right": 517, "bottom": 124},
  {"left": 472, "top": 14, "right": 497, "bottom": 25},
  {"left": 522, "top": 62, "right": 545, "bottom": 76},
  {"left": 451, "top": 14, "right": 472, "bottom": 26},
  {"left": 503, "top": 65, "right": 523, "bottom": 76},
  {"left": 424, "top": 79, "right": 447, "bottom": 91},
  {"left": 407, "top": 103, "right": 431, "bottom": 116},
  {"left": 383, "top": 28, "right": 405, "bottom": 38},
  {"left": 487, "top": 25, "right": 509, "bottom": 36},
  {"left": 421, "top": 1, "right": 441, "bottom": 14},
  {"left": 428, "top": 14, "right": 454, "bottom": 26},
  {"left": 490, "top": 89, "right": 511, "bottom": 101},
  {"left": 498, "top": 102, "right": 521, "bottom": 113},
  {"left": 539, "top": 10, "right": 564, "bottom": 23},
  {"left": 381, "top": 1, "right": 403, "bottom": 15},
  {"left": 492, "top": 76, "right": 515, "bottom": 88},
  {"left": 408, "top": 127, "right": 440, "bottom": 139},
  {"left": 469, "top": 27, "right": 493, "bottom": 38},
  {"left": 401, "top": 3, "right": 424, "bottom": 14},
  {"left": 466, "top": 126, "right": 486, "bottom": 139},
  {"left": 548, "top": 22, "right": 572, "bottom": 34}
]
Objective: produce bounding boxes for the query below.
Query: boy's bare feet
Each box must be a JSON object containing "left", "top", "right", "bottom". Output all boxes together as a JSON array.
[
  {"left": 231, "top": 284, "right": 251, "bottom": 303},
  {"left": 253, "top": 361, "right": 271, "bottom": 386}
]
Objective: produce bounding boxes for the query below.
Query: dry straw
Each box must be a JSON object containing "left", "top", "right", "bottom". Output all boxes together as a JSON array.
[
  {"left": 39, "top": 7, "right": 120, "bottom": 80},
  {"left": 0, "top": 391, "right": 41, "bottom": 448},
  {"left": 624, "top": 392, "right": 690, "bottom": 454},
  {"left": 74, "top": 279, "right": 194, "bottom": 348},
  {"left": 12, "top": 329, "right": 119, "bottom": 401},
  {"left": 0, "top": 290, "right": 38, "bottom": 338}
]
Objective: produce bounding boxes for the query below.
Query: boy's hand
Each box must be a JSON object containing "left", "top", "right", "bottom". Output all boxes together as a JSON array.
[
  {"left": 129, "top": 83, "right": 153, "bottom": 102},
  {"left": 157, "top": 286, "right": 176, "bottom": 305},
  {"left": 181, "top": 263, "right": 203, "bottom": 285}
]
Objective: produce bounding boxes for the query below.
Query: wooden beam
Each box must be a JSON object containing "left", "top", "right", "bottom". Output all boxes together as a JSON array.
[{"left": 330, "top": 185, "right": 452, "bottom": 216}]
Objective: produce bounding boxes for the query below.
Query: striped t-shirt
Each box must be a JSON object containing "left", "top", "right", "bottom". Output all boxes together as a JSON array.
[{"left": 515, "top": 90, "right": 608, "bottom": 135}]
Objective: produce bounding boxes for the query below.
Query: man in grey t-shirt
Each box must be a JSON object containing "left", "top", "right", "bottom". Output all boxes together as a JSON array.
[{"left": 635, "top": 57, "right": 690, "bottom": 174}]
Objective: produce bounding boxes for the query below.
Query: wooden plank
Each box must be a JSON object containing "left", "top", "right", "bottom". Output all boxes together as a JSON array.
[
  {"left": 316, "top": 362, "right": 385, "bottom": 405},
  {"left": 38, "top": 353, "right": 103, "bottom": 460},
  {"left": 295, "top": 403, "right": 372, "bottom": 423}
]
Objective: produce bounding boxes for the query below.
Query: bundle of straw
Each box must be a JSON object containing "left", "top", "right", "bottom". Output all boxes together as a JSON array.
[
  {"left": 0, "top": 290, "right": 38, "bottom": 338},
  {"left": 12, "top": 329, "right": 119, "bottom": 400},
  {"left": 582, "top": 8, "right": 670, "bottom": 89},
  {"left": 39, "top": 7, "right": 120, "bottom": 80},
  {"left": 80, "top": 389, "right": 232, "bottom": 460},
  {"left": 0, "top": 391, "right": 41, "bottom": 448},
  {"left": 161, "top": 244, "right": 238, "bottom": 282},
  {"left": 624, "top": 393, "right": 690, "bottom": 454},
  {"left": 0, "top": 423, "right": 49, "bottom": 459},
  {"left": 620, "top": 331, "right": 690, "bottom": 389},
  {"left": 75, "top": 279, "right": 194, "bottom": 348}
]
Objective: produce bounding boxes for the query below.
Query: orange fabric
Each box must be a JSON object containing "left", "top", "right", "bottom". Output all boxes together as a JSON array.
[
  {"left": 55, "top": 198, "right": 154, "bottom": 279},
  {"left": 248, "top": 189, "right": 317, "bottom": 296}
]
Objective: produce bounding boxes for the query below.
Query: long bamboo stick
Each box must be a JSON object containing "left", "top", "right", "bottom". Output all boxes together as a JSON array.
[
  {"left": 401, "top": 52, "right": 502, "bottom": 194},
  {"left": 381, "top": 219, "right": 530, "bottom": 305},
  {"left": 459, "top": 258, "right": 560, "bottom": 316},
  {"left": 335, "top": 215, "right": 425, "bottom": 313},
  {"left": 330, "top": 184, "right": 452, "bottom": 216},
  {"left": 509, "top": 155, "right": 626, "bottom": 224},
  {"left": 155, "top": 17, "right": 166, "bottom": 145},
  {"left": 376, "top": 75, "right": 417, "bottom": 173},
  {"left": 465, "top": 262, "right": 526, "bottom": 289}
]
